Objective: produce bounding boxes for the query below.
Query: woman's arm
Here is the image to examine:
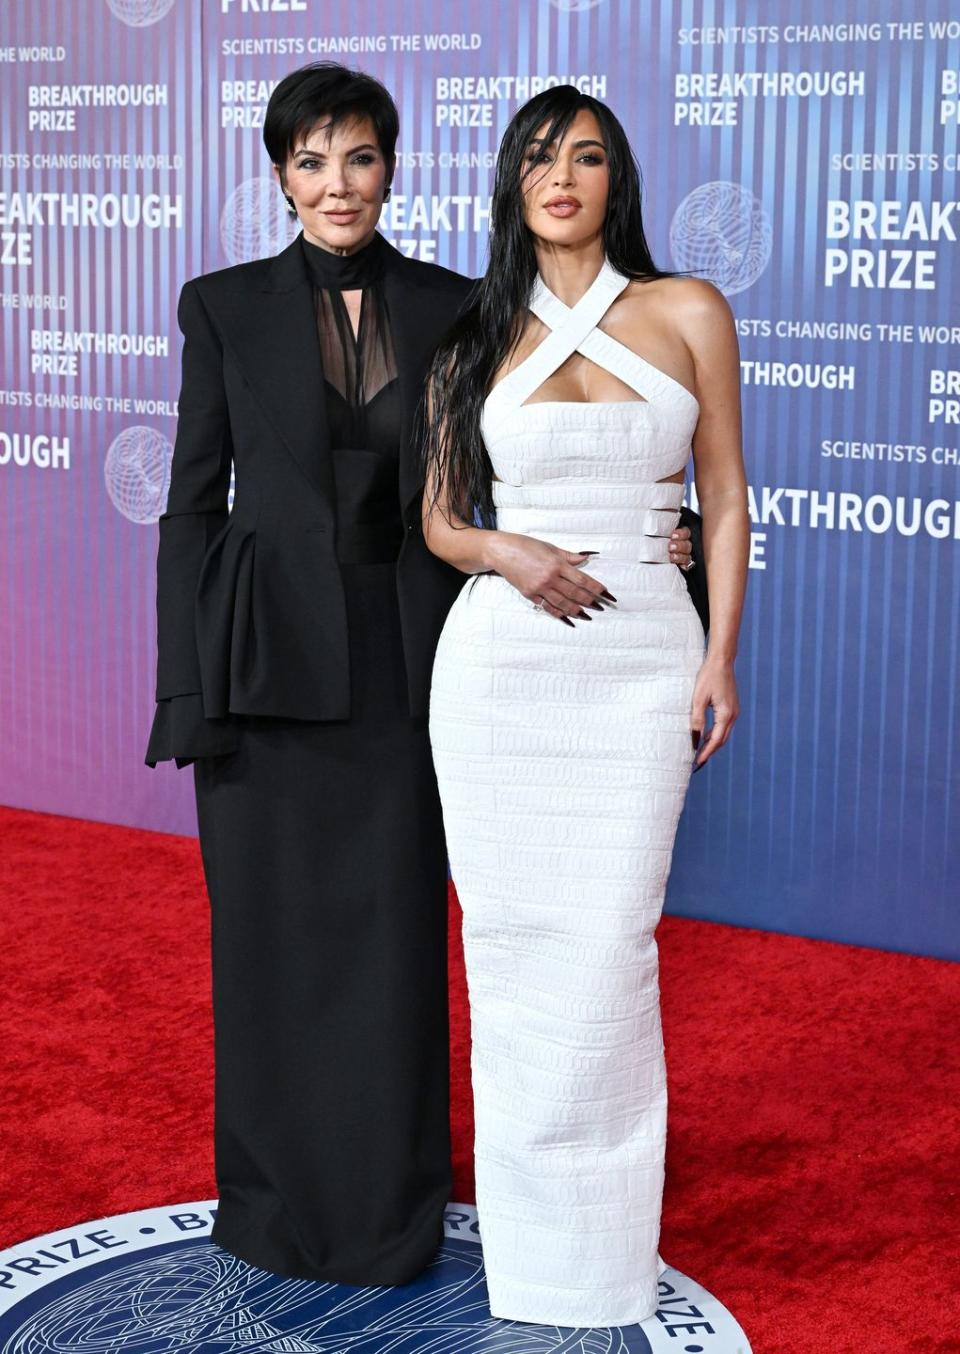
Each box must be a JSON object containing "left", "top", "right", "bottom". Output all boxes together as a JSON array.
[
  {"left": 420, "top": 377, "right": 611, "bottom": 623},
  {"left": 156, "top": 281, "right": 234, "bottom": 697},
  {"left": 147, "top": 280, "right": 237, "bottom": 767},
  {"left": 675, "top": 277, "right": 750, "bottom": 765}
]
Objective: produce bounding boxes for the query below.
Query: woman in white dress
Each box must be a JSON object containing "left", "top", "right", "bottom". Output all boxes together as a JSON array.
[{"left": 422, "top": 87, "right": 749, "bottom": 1328}]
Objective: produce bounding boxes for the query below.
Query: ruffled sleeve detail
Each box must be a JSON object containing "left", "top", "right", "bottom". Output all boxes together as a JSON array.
[{"left": 145, "top": 693, "right": 240, "bottom": 769}]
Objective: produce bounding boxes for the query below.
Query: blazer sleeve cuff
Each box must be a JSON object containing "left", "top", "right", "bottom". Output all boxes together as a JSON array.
[{"left": 145, "top": 693, "right": 241, "bottom": 769}]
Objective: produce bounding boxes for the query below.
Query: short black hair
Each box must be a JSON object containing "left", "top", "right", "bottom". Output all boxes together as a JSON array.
[{"left": 263, "top": 62, "right": 398, "bottom": 183}]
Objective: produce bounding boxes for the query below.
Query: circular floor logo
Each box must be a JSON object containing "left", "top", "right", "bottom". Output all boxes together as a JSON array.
[
  {"left": 0, "top": 1202, "right": 752, "bottom": 1353},
  {"left": 669, "top": 181, "right": 772, "bottom": 296}
]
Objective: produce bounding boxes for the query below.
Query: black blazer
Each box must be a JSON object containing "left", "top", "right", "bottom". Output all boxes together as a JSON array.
[{"left": 147, "top": 234, "right": 473, "bottom": 764}]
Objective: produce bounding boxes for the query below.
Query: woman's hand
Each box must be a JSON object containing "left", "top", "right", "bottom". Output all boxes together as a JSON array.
[
  {"left": 485, "top": 532, "right": 614, "bottom": 625},
  {"left": 690, "top": 657, "right": 739, "bottom": 768},
  {"left": 484, "top": 523, "right": 694, "bottom": 625},
  {"left": 669, "top": 524, "right": 694, "bottom": 569}
]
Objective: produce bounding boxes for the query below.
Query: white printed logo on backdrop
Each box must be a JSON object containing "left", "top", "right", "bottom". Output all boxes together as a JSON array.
[
  {"left": 220, "top": 178, "right": 300, "bottom": 266},
  {"left": 670, "top": 181, "right": 773, "bottom": 296},
  {"left": 104, "top": 426, "right": 174, "bottom": 525},
  {"left": 105, "top": 0, "right": 177, "bottom": 27}
]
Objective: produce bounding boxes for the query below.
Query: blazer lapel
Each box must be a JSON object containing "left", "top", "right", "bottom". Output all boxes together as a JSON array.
[
  {"left": 381, "top": 249, "right": 444, "bottom": 524},
  {"left": 215, "top": 236, "right": 335, "bottom": 517}
]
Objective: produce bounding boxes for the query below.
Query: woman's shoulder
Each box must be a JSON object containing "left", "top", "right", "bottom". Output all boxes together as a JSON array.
[
  {"left": 622, "top": 274, "right": 735, "bottom": 350},
  {"left": 627, "top": 273, "right": 729, "bottom": 316},
  {"left": 184, "top": 254, "right": 274, "bottom": 299},
  {"left": 180, "top": 241, "right": 477, "bottom": 311},
  {"left": 384, "top": 248, "right": 475, "bottom": 299}
]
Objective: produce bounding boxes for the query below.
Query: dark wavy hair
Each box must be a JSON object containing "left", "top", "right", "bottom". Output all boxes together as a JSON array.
[{"left": 423, "top": 85, "right": 678, "bottom": 530}]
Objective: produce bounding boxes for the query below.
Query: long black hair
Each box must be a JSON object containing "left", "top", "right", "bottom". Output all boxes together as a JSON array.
[{"left": 423, "top": 85, "right": 678, "bottom": 531}]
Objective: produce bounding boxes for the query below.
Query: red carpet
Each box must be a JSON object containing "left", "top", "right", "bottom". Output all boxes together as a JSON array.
[{"left": 1, "top": 804, "right": 958, "bottom": 1351}]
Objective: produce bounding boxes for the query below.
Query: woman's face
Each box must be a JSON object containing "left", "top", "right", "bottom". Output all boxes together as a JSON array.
[
  {"left": 520, "top": 107, "right": 610, "bottom": 250},
  {"left": 275, "top": 114, "right": 390, "bottom": 254}
]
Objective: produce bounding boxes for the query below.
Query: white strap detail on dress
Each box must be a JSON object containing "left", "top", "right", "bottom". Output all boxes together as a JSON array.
[
  {"left": 482, "top": 258, "right": 701, "bottom": 440},
  {"left": 531, "top": 271, "right": 666, "bottom": 405},
  {"left": 484, "top": 259, "right": 629, "bottom": 422},
  {"left": 532, "top": 279, "right": 702, "bottom": 416}
]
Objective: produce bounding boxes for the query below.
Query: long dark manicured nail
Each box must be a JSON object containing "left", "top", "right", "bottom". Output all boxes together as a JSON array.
[
  {"left": 560, "top": 616, "right": 576, "bottom": 627},
  {"left": 578, "top": 550, "right": 600, "bottom": 556},
  {"left": 587, "top": 602, "right": 605, "bottom": 611},
  {"left": 601, "top": 589, "right": 618, "bottom": 602},
  {"left": 577, "top": 610, "right": 592, "bottom": 621}
]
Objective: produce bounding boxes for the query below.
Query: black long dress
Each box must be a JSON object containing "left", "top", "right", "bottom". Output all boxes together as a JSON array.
[{"left": 192, "top": 234, "right": 451, "bottom": 1286}]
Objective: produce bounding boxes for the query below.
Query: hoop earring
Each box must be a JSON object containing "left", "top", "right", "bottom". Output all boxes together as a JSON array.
[
  {"left": 283, "top": 193, "right": 297, "bottom": 218},
  {"left": 383, "top": 186, "right": 392, "bottom": 203}
]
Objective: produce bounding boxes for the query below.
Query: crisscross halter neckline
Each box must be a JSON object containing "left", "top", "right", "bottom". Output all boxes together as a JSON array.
[{"left": 482, "top": 258, "right": 700, "bottom": 435}]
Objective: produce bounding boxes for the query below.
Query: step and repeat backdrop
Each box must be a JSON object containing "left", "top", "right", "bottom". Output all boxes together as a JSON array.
[{"left": 1, "top": 0, "right": 957, "bottom": 959}]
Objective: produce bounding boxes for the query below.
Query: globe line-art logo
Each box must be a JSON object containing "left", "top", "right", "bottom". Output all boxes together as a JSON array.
[
  {"left": 0, "top": 1202, "right": 752, "bottom": 1354},
  {"left": 104, "top": 425, "right": 174, "bottom": 525},
  {"left": 105, "top": 0, "right": 177, "bottom": 26},
  {"left": 220, "top": 179, "right": 300, "bottom": 267},
  {"left": 669, "top": 182, "right": 772, "bottom": 296}
]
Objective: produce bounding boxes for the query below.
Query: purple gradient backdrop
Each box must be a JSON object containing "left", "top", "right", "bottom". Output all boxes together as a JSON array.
[{"left": 1, "top": 0, "right": 958, "bottom": 959}]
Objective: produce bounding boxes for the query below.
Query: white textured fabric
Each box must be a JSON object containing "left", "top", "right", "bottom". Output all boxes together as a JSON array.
[{"left": 429, "top": 260, "right": 705, "bottom": 1328}]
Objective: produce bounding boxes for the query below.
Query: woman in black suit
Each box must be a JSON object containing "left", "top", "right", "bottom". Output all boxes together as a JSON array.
[{"left": 146, "top": 62, "right": 695, "bottom": 1288}]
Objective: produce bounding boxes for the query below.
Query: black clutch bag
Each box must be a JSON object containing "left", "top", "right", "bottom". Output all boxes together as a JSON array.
[{"left": 678, "top": 505, "right": 709, "bottom": 637}]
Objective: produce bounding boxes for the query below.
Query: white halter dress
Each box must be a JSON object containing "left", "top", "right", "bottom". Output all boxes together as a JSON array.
[{"left": 428, "top": 259, "right": 705, "bottom": 1328}]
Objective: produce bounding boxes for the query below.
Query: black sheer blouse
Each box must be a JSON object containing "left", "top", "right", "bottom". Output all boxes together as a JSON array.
[{"left": 301, "top": 231, "right": 404, "bottom": 564}]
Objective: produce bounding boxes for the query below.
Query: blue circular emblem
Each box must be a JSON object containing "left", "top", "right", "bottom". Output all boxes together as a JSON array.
[{"left": 0, "top": 1203, "right": 752, "bottom": 1353}]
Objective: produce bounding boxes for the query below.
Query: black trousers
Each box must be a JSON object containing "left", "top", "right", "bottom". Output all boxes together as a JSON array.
[{"left": 193, "top": 561, "right": 451, "bottom": 1285}]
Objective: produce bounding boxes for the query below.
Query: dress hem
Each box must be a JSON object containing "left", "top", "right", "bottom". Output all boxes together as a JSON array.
[{"left": 210, "top": 1206, "right": 446, "bottom": 1289}]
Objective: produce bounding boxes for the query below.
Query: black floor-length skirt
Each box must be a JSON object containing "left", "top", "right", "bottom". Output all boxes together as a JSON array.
[{"left": 193, "top": 559, "right": 451, "bottom": 1286}]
